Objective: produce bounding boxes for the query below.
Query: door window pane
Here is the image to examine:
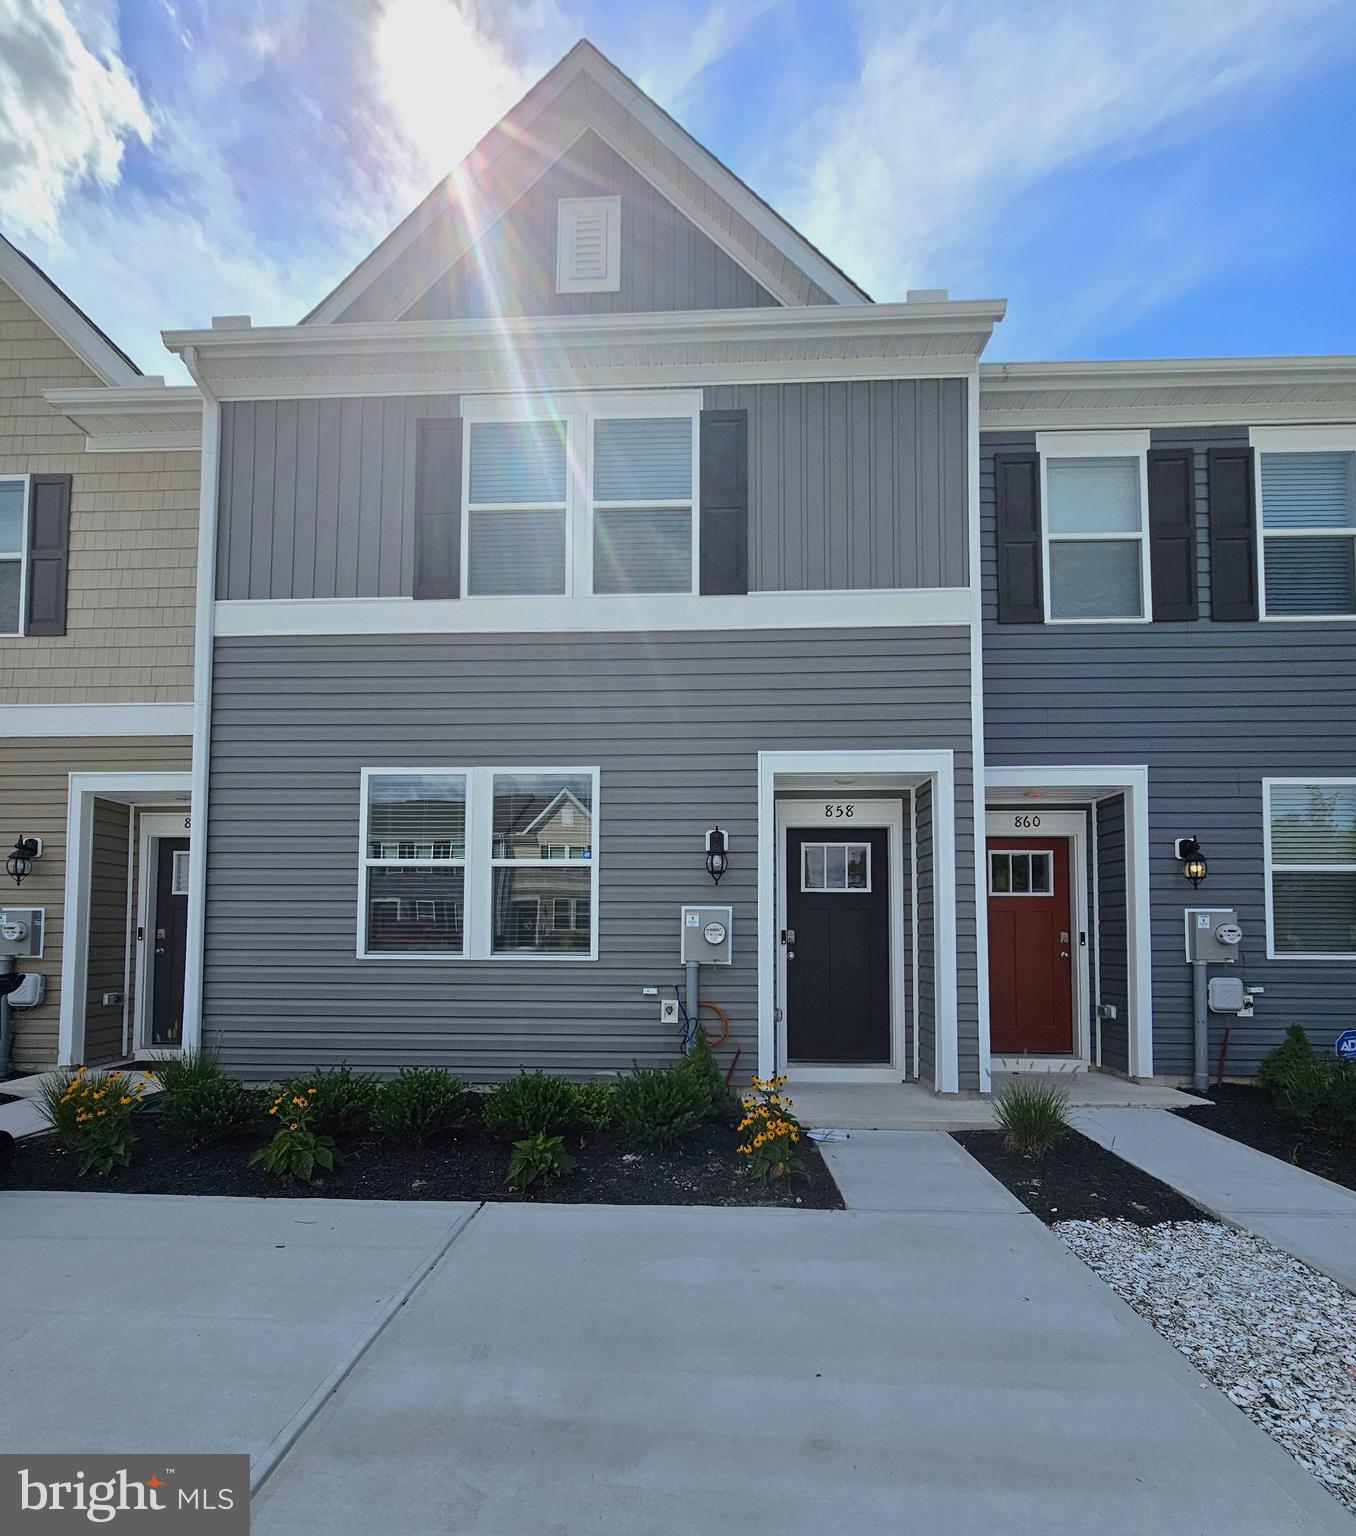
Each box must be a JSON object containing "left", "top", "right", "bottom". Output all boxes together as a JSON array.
[
  {"left": 493, "top": 866, "right": 591, "bottom": 954},
  {"left": 989, "top": 850, "right": 1053, "bottom": 896},
  {"left": 593, "top": 507, "right": 691, "bottom": 593},
  {"left": 1049, "top": 540, "right": 1142, "bottom": 619},
  {"left": 989, "top": 853, "right": 1010, "bottom": 893},
  {"left": 1046, "top": 457, "right": 1142, "bottom": 534},
  {"left": 802, "top": 842, "right": 871, "bottom": 892}
]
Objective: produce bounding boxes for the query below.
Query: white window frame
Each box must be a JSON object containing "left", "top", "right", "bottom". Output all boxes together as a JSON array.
[
  {"left": 1263, "top": 776, "right": 1356, "bottom": 960},
  {"left": 358, "top": 765, "right": 600, "bottom": 961},
  {"left": 1036, "top": 431, "right": 1152, "bottom": 625},
  {"left": 800, "top": 840, "right": 872, "bottom": 893},
  {"left": 1251, "top": 426, "right": 1356, "bottom": 622},
  {"left": 556, "top": 195, "right": 622, "bottom": 294},
  {"left": 0, "top": 473, "right": 30, "bottom": 637},
  {"left": 987, "top": 848, "right": 1054, "bottom": 897},
  {"left": 460, "top": 392, "right": 702, "bottom": 600}
]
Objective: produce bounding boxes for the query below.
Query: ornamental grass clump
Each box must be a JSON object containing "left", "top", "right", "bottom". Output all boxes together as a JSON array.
[
  {"left": 250, "top": 1086, "right": 339, "bottom": 1181},
  {"left": 155, "top": 1047, "right": 249, "bottom": 1142},
  {"left": 993, "top": 1079, "right": 1071, "bottom": 1159},
  {"left": 736, "top": 1075, "right": 805, "bottom": 1181},
  {"left": 370, "top": 1067, "right": 467, "bottom": 1144},
  {"left": 38, "top": 1065, "right": 152, "bottom": 1177}
]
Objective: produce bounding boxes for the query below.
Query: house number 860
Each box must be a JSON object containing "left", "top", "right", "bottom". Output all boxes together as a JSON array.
[{"left": 1012, "top": 813, "right": 1041, "bottom": 828}]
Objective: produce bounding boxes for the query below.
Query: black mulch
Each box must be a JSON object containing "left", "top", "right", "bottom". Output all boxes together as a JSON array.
[
  {"left": 2, "top": 1101, "right": 843, "bottom": 1209},
  {"left": 1175, "top": 1082, "right": 1356, "bottom": 1194},
  {"left": 953, "top": 1127, "right": 1207, "bottom": 1226}
]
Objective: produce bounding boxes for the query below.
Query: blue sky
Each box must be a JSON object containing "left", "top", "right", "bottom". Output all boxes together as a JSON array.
[{"left": 2, "top": 0, "right": 1354, "bottom": 379}]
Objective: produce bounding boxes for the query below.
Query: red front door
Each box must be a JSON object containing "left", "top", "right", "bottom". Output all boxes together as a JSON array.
[{"left": 987, "top": 837, "right": 1074, "bottom": 1054}]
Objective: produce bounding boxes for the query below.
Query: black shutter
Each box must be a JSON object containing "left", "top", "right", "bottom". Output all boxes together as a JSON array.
[
  {"left": 1147, "top": 447, "right": 1198, "bottom": 621},
  {"left": 412, "top": 417, "right": 462, "bottom": 600},
  {"left": 1207, "top": 445, "right": 1258, "bottom": 621},
  {"left": 993, "top": 451, "right": 1043, "bottom": 623},
  {"left": 699, "top": 409, "right": 748, "bottom": 595},
  {"left": 25, "top": 473, "right": 71, "bottom": 636}
]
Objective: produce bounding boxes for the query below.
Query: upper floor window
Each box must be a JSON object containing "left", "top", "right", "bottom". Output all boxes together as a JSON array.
[
  {"left": 1256, "top": 436, "right": 1356, "bottom": 618},
  {"left": 1265, "top": 779, "right": 1356, "bottom": 958},
  {"left": 1038, "top": 432, "right": 1151, "bottom": 622},
  {"left": 0, "top": 476, "right": 28, "bottom": 635},
  {"left": 461, "top": 393, "right": 700, "bottom": 599}
]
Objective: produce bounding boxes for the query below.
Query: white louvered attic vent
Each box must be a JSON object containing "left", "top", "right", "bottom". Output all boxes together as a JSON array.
[{"left": 557, "top": 196, "right": 621, "bottom": 294}]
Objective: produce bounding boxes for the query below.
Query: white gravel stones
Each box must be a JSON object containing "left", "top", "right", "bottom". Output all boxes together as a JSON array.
[{"left": 1055, "top": 1218, "right": 1356, "bottom": 1515}]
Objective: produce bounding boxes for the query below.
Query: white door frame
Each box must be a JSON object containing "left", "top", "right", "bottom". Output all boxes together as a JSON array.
[
  {"left": 133, "top": 811, "right": 193, "bottom": 1058},
  {"left": 775, "top": 798, "right": 906, "bottom": 1084},
  {"left": 59, "top": 772, "right": 192, "bottom": 1066},
  {"left": 758, "top": 750, "right": 958, "bottom": 1093},
  {"left": 984, "top": 809, "right": 1091, "bottom": 1066},
  {"left": 985, "top": 765, "right": 1152, "bottom": 1078}
]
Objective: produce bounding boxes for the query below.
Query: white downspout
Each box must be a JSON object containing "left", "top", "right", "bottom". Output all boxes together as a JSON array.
[
  {"left": 178, "top": 345, "right": 220, "bottom": 1052},
  {"left": 967, "top": 369, "right": 992, "bottom": 1094}
]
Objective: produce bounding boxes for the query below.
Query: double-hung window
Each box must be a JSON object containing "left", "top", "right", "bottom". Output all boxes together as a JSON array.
[
  {"left": 460, "top": 393, "right": 700, "bottom": 598},
  {"left": 0, "top": 476, "right": 28, "bottom": 635},
  {"left": 360, "top": 766, "right": 598, "bottom": 959},
  {"left": 1265, "top": 779, "right": 1356, "bottom": 958},
  {"left": 1038, "top": 432, "right": 1151, "bottom": 621},
  {"left": 1254, "top": 430, "right": 1356, "bottom": 618}
]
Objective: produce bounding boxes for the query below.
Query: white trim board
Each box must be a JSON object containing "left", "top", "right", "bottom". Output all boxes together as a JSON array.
[
  {"left": 0, "top": 235, "right": 140, "bottom": 387},
  {"left": 985, "top": 765, "right": 1152, "bottom": 1078},
  {"left": 214, "top": 588, "right": 973, "bottom": 638},
  {"left": 0, "top": 703, "right": 193, "bottom": 737}
]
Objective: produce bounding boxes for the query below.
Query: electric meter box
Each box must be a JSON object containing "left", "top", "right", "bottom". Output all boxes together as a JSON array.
[
  {"left": 680, "top": 905, "right": 733, "bottom": 965},
  {"left": 0, "top": 907, "right": 44, "bottom": 959},
  {"left": 1184, "top": 908, "right": 1241, "bottom": 964}
]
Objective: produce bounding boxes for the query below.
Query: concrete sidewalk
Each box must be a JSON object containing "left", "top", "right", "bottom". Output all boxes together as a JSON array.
[{"left": 1076, "top": 1108, "right": 1356, "bottom": 1292}]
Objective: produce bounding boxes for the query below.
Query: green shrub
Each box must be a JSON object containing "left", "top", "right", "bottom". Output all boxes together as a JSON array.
[
  {"left": 155, "top": 1048, "right": 249, "bottom": 1142},
  {"left": 993, "top": 1079, "right": 1071, "bottom": 1159},
  {"left": 278, "top": 1064, "right": 378, "bottom": 1136},
  {"left": 679, "top": 1027, "right": 733, "bottom": 1117},
  {"left": 1257, "top": 1025, "right": 1319, "bottom": 1093},
  {"left": 613, "top": 1062, "right": 710, "bottom": 1145},
  {"left": 482, "top": 1071, "right": 578, "bottom": 1138},
  {"left": 1259, "top": 1028, "right": 1356, "bottom": 1141},
  {"left": 569, "top": 1080, "right": 616, "bottom": 1132},
  {"left": 37, "top": 1066, "right": 151, "bottom": 1176},
  {"left": 506, "top": 1132, "right": 576, "bottom": 1191},
  {"left": 370, "top": 1068, "right": 467, "bottom": 1143},
  {"left": 250, "top": 1087, "right": 338, "bottom": 1181}
]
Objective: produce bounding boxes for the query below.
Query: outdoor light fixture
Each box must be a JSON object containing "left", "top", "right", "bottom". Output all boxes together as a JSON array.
[
  {"left": 705, "top": 827, "right": 729, "bottom": 885},
  {"left": 1174, "top": 836, "right": 1208, "bottom": 889},
  {"left": 6, "top": 836, "right": 41, "bottom": 887}
]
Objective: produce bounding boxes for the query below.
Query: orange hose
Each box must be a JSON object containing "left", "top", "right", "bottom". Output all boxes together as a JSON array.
[{"left": 697, "top": 1001, "right": 741, "bottom": 1085}]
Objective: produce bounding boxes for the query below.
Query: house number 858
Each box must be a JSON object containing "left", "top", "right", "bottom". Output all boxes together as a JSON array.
[{"left": 824, "top": 803, "right": 855, "bottom": 818}]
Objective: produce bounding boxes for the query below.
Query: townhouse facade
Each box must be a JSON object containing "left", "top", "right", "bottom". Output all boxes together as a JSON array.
[{"left": 13, "top": 42, "right": 1355, "bottom": 1095}]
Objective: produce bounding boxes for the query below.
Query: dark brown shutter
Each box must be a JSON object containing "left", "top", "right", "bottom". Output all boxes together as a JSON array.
[
  {"left": 25, "top": 473, "right": 71, "bottom": 636},
  {"left": 412, "top": 418, "right": 462, "bottom": 599},
  {"left": 1147, "top": 447, "right": 1198, "bottom": 621},
  {"left": 699, "top": 409, "right": 748, "bottom": 595},
  {"left": 993, "top": 451, "right": 1043, "bottom": 623},
  {"left": 1207, "top": 446, "right": 1258, "bottom": 621}
]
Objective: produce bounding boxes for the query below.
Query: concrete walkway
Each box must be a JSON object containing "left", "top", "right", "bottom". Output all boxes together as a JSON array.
[
  {"left": 2, "top": 1181, "right": 1349, "bottom": 1534},
  {"left": 1077, "top": 1107, "right": 1356, "bottom": 1292}
]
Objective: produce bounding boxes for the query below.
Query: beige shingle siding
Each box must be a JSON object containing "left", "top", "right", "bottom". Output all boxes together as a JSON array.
[{"left": 0, "top": 277, "right": 198, "bottom": 703}]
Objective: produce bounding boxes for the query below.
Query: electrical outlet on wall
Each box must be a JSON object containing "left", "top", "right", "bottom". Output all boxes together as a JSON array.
[{"left": 659, "top": 998, "right": 680, "bottom": 1025}]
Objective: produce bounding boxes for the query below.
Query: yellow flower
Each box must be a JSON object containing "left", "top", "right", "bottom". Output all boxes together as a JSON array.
[
  {"left": 268, "top": 1106, "right": 278, "bottom": 1115},
  {"left": 289, "top": 1122, "right": 300, "bottom": 1131},
  {"left": 119, "top": 1096, "right": 132, "bottom": 1106}
]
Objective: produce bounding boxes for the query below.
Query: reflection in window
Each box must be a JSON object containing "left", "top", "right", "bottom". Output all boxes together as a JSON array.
[
  {"left": 801, "top": 842, "right": 871, "bottom": 892},
  {"left": 491, "top": 771, "right": 594, "bottom": 953},
  {"left": 363, "top": 773, "right": 467, "bottom": 954}
]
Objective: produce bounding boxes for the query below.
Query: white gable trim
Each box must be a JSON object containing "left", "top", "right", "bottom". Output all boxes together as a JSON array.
[{"left": 0, "top": 237, "right": 140, "bottom": 387}]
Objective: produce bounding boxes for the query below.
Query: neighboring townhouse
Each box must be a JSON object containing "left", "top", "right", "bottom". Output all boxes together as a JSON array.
[
  {"left": 130, "top": 40, "right": 1353, "bottom": 1094},
  {"left": 0, "top": 232, "right": 202, "bottom": 1074}
]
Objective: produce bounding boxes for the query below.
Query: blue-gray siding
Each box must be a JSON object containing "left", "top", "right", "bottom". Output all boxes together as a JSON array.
[
  {"left": 402, "top": 130, "right": 780, "bottom": 321},
  {"left": 981, "top": 428, "right": 1356, "bottom": 1075},
  {"left": 217, "top": 381, "right": 970, "bottom": 601},
  {"left": 203, "top": 627, "right": 978, "bottom": 1084}
]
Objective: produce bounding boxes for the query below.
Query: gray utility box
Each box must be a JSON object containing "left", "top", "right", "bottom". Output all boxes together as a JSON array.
[
  {"left": 1184, "top": 908, "right": 1241, "bottom": 964},
  {"left": 0, "top": 908, "right": 44, "bottom": 959},
  {"left": 680, "top": 905, "right": 733, "bottom": 965}
]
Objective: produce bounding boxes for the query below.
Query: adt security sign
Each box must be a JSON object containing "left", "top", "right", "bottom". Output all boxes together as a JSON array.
[{"left": 1336, "top": 1029, "right": 1356, "bottom": 1062}]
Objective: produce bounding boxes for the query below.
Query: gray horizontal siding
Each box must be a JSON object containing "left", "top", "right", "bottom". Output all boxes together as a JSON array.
[
  {"left": 403, "top": 130, "right": 779, "bottom": 321},
  {"left": 204, "top": 627, "right": 977, "bottom": 1085},
  {"left": 981, "top": 428, "right": 1356, "bottom": 1075}
]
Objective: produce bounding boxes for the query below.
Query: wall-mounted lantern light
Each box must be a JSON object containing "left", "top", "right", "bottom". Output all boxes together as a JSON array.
[
  {"left": 6, "top": 835, "right": 42, "bottom": 887},
  {"left": 1174, "top": 836, "right": 1208, "bottom": 889},
  {"left": 705, "top": 827, "right": 729, "bottom": 885}
]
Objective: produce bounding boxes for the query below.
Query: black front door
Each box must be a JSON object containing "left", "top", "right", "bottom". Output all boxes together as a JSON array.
[
  {"left": 785, "top": 826, "right": 891, "bottom": 1063},
  {"left": 151, "top": 838, "right": 189, "bottom": 1047}
]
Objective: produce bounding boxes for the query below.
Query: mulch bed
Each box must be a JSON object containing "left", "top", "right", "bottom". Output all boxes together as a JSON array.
[
  {"left": 1175, "top": 1083, "right": 1356, "bottom": 1194},
  {"left": 2, "top": 1101, "right": 843, "bottom": 1209},
  {"left": 953, "top": 1128, "right": 1206, "bottom": 1225}
]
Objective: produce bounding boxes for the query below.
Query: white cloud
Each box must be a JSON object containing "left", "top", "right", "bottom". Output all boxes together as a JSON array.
[
  {"left": 0, "top": 0, "right": 152, "bottom": 239},
  {"left": 780, "top": 0, "right": 1356, "bottom": 310}
]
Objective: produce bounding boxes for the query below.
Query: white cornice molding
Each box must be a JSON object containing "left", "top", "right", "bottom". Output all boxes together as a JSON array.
[
  {"left": 0, "top": 238, "right": 141, "bottom": 388},
  {"left": 0, "top": 702, "right": 193, "bottom": 737},
  {"left": 44, "top": 384, "right": 203, "bottom": 452},
  {"left": 163, "top": 301, "right": 1005, "bottom": 400}
]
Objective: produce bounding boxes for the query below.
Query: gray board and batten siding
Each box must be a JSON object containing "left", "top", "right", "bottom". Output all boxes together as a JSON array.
[
  {"left": 981, "top": 426, "right": 1356, "bottom": 1075},
  {"left": 202, "top": 627, "right": 979, "bottom": 1086},
  {"left": 215, "top": 380, "right": 970, "bottom": 602}
]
